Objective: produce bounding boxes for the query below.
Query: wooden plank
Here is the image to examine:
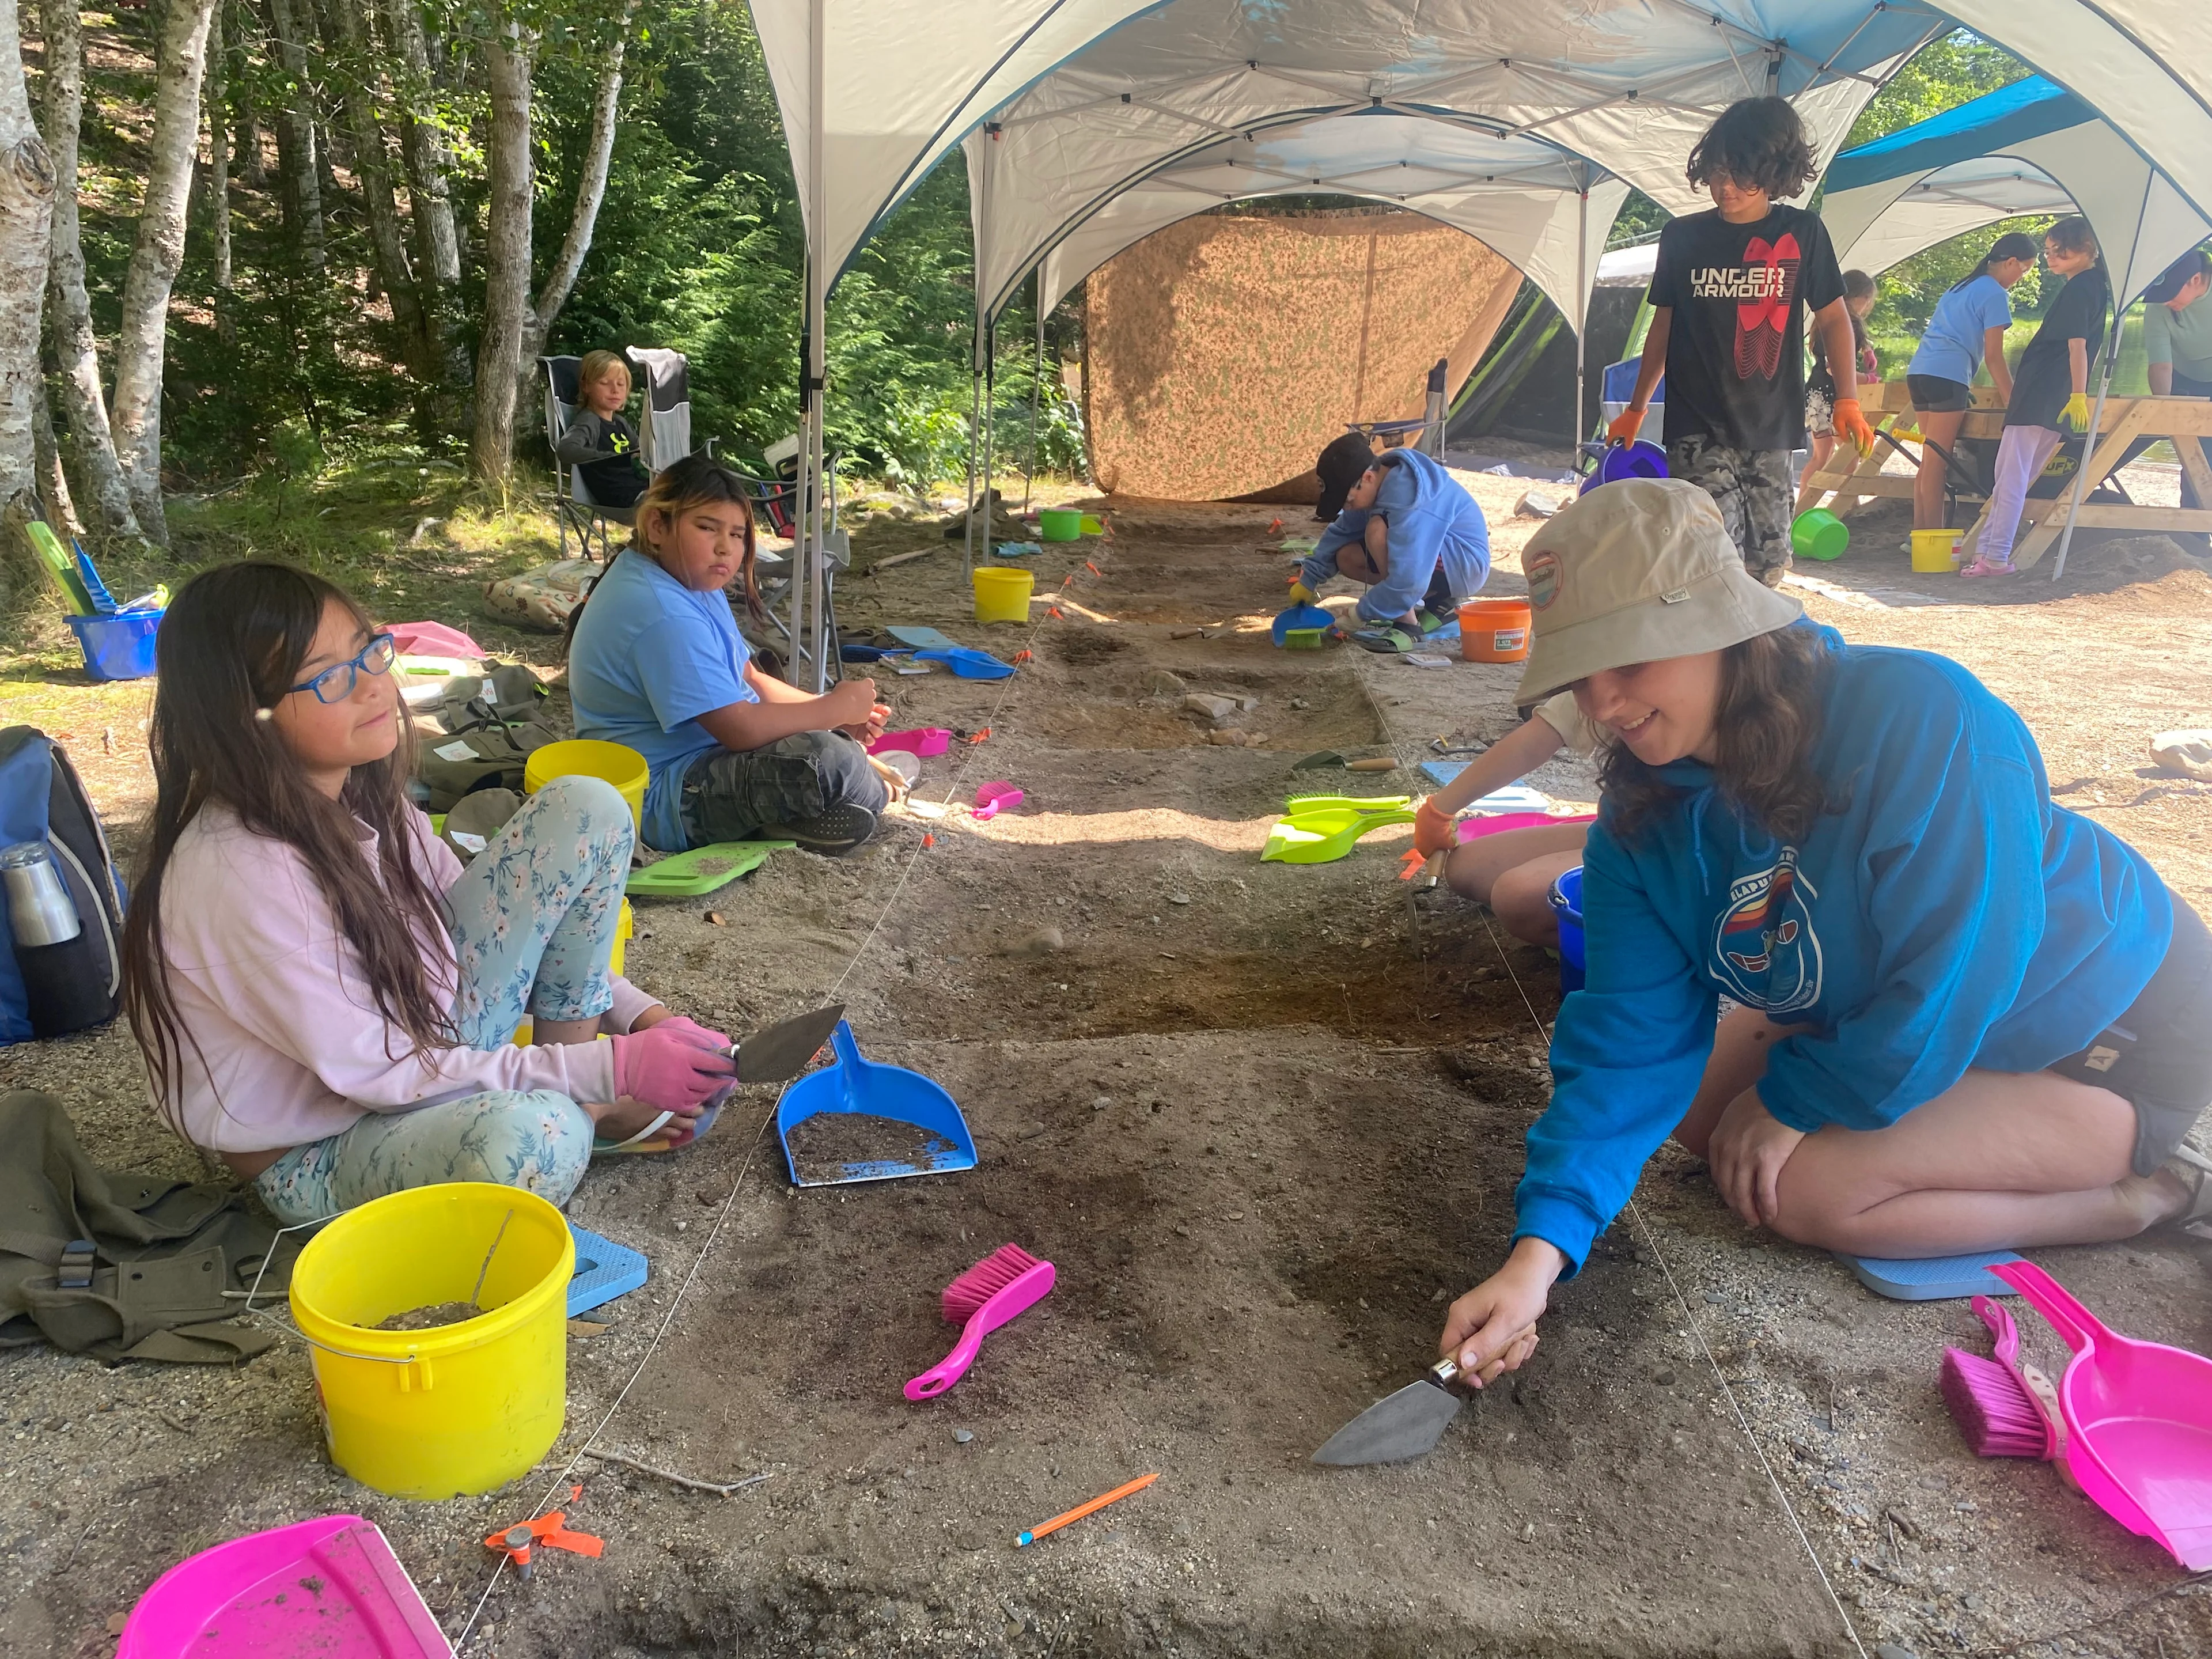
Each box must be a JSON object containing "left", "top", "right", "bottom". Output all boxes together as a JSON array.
[{"left": 2179, "top": 434, "right": 2212, "bottom": 506}]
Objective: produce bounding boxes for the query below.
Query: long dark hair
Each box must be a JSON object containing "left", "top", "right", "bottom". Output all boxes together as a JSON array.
[
  {"left": 1946, "top": 231, "right": 2039, "bottom": 293},
  {"left": 1599, "top": 626, "right": 1835, "bottom": 846},
  {"left": 123, "top": 563, "right": 454, "bottom": 1133},
  {"left": 1684, "top": 96, "right": 1817, "bottom": 200}
]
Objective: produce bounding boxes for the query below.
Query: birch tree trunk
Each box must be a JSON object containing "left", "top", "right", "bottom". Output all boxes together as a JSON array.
[
  {"left": 0, "top": 0, "right": 56, "bottom": 572},
  {"left": 205, "top": 0, "right": 232, "bottom": 294},
  {"left": 386, "top": 0, "right": 466, "bottom": 394},
  {"left": 32, "top": 374, "right": 83, "bottom": 539},
  {"left": 266, "top": 0, "right": 325, "bottom": 272},
  {"left": 515, "top": 16, "right": 630, "bottom": 374},
  {"left": 108, "top": 0, "right": 221, "bottom": 544},
  {"left": 328, "top": 0, "right": 426, "bottom": 370},
  {"left": 39, "top": 0, "right": 141, "bottom": 540},
  {"left": 469, "top": 18, "right": 533, "bottom": 480}
]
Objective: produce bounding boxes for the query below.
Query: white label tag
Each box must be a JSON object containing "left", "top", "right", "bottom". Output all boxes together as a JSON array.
[
  {"left": 449, "top": 830, "right": 488, "bottom": 854},
  {"left": 433, "top": 740, "right": 477, "bottom": 761}
]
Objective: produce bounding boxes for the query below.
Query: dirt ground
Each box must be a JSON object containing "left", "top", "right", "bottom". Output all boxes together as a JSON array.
[{"left": 3, "top": 468, "right": 2211, "bottom": 1658}]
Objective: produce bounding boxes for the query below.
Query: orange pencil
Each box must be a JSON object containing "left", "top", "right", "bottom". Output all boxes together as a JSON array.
[{"left": 1015, "top": 1472, "right": 1158, "bottom": 1547}]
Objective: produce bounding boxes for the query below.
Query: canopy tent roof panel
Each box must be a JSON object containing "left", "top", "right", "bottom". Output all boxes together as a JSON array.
[
  {"left": 1017, "top": 113, "right": 1627, "bottom": 330},
  {"left": 964, "top": 0, "right": 1937, "bottom": 324},
  {"left": 1823, "top": 75, "right": 2212, "bottom": 301}
]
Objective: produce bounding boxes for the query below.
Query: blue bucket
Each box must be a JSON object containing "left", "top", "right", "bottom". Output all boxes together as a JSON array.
[
  {"left": 1580, "top": 440, "right": 1669, "bottom": 495},
  {"left": 1547, "top": 864, "right": 1586, "bottom": 992},
  {"left": 67, "top": 609, "right": 162, "bottom": 681}
]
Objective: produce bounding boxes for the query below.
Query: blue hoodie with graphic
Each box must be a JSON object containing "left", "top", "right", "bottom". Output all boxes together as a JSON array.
[
  {"left": 1517, "top": 627, "right": 2174, "bottom": 1271},
  {"left": 1300, "top": 448, "right": 1490, "bottom": 623}
]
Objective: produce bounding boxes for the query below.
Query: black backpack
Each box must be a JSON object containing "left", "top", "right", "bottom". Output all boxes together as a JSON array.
[{"left": 0, "top": 728, "right": 126, "bottom": 1043}]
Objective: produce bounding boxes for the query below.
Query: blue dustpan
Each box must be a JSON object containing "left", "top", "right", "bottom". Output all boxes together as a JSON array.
[
  {"left": 777, "top": 1021, "right": 978, "bottom": 1187},
  {"left": 1271, "top": 602, "right": 1335, "bottom": 647},
  {"left": 915, "top": 646, "right": 1016, "bottom": 680}
]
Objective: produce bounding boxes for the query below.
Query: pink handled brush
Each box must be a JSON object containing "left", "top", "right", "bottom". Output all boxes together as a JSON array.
[
  {"left": 904, "top": 1244, "right": 1056, "bottom": 1401},
  {"left": 1941, "top": 1293, "right": 2067, "bottom": 1460}
]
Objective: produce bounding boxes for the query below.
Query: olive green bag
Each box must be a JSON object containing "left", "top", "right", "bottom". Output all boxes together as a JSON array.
[{"left": 0, "top": 1090, "right": 296, "bottom": 1364}]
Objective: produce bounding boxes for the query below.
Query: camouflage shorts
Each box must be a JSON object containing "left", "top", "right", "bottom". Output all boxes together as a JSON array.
[
  {"left": 679, "top": 729, "right": 888, "bottom": 845},
  {"left": 1667, "top": 436, "right": 1795, "bottom": 585}
]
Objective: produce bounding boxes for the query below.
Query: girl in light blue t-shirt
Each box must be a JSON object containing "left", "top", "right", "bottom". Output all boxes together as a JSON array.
[{"left": 1904, "top": 232, "right": 2037, "bottom": 532}]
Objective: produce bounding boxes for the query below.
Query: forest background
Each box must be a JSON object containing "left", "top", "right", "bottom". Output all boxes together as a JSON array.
[{"left": 0, "top": 6, "right": 2066, "bottom": 639}]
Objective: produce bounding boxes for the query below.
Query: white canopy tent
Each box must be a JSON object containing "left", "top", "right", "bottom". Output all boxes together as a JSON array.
[
  {"left": 1014, "top": 115, "right": 1626, "bottom": 332},
  {"left": 745, "top": 0, "right": 2212, "bottom": 682},
  {"left": 1822, "top": 75, "right": 2212, "bottom": 300}
]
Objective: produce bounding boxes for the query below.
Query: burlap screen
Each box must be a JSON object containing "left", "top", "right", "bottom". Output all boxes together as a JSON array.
[{"left": 1082, "top": 210, "right": 1523, "bottom": 501}]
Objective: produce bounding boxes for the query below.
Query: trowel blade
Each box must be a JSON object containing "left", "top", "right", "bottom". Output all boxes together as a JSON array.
[
  {"left": 732, "top": 1004, "right": 845, "bottom": 1085},
  {"left": 1311, "top": 1374, "right": 1463, "bottom": 1466}
]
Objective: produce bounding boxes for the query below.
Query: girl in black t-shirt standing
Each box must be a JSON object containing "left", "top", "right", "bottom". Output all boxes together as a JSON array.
[{"left": 1961, "top": 218, "right": 2110, "bottom": 578}]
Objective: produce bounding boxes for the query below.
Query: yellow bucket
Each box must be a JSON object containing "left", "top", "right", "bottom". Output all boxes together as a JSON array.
[
  {"left": 523, "top": 738, "right": 649, "bottom": 831},
  {"left": 289, "top": 1182, "right": 573, "bottom": 1499},
  {"left": 972, "top": 566, "right": 1035, "bottom": 624},
  {"left": 1910, "top": 529, "right": 1963, "bottom": 573}
]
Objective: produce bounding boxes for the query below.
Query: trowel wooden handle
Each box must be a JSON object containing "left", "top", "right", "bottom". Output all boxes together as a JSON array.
[{"left": 1347, "top": 756, "right": 1399, "bottom": 772}]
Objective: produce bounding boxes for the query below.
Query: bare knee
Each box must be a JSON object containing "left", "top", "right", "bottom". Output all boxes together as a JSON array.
[{"left": 1490, "top": 865, "right": 1561, "bottom": 946}]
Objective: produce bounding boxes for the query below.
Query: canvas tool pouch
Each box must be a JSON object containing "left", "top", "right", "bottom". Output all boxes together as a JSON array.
[
  {"left": 0, "top": 1090, "right": 296, "bottom": 1364},
  {"left": 415, "top": 714, "right": 561, "bottom": 812}
]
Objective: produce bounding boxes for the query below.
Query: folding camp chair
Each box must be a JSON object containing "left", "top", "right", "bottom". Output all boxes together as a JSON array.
[
  {"left": 622, "top": 347, "right": 699, "bottom": 475},
  {"left": 539, "top": 355, "right": 635, "bottom": 564}
]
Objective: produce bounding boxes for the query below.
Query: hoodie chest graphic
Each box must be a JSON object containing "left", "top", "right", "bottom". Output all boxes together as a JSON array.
[{"left": 1710, "top": 851, "right": 1824, "bottom": 1014}]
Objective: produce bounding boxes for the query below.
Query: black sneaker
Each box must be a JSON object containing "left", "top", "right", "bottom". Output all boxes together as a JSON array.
[{"left": 757, "top": 804, "right": 879, "bottom": 857}]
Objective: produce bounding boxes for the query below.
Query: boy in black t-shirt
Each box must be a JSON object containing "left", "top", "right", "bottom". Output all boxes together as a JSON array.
[{"left": 1611, "top": 98, "right": 1872, "bottom": 585}]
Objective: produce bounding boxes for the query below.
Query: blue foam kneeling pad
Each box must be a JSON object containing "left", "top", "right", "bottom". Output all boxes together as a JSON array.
[
  {"left": 569, "top": 1223, "right": 648, "bottom": 1317},
  {"left": 1834, "top": 1249, "right": 2023, "bottom": 1301}
]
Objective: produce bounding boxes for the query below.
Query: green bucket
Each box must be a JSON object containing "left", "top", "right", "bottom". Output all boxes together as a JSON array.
[
  {"left": 1790, "top": 507, "right": 1849, "bottom": 562},
  {"left": 1039, "top": 508, "right": 1083, "bottom": 542}
]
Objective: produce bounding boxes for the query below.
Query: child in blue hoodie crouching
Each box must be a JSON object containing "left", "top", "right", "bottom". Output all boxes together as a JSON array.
[
  {"left": 1436, "top": 479, "right": 2212, "bottom": 1389},
  {"left": 1288, "top": 448, "right": 1490, "bottom": 638}
]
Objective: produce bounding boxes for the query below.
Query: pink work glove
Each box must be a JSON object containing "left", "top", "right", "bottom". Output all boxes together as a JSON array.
[{"left": 611, "top": 1017, "right": 735, "bottom": 1112}]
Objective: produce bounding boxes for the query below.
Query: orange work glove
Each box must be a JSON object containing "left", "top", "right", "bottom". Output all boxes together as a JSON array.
[
  {"left": 1605, "top": 407, "right": 1646, "bottom": 445},
  {"left": 1831, "top": 397, "right": 1876, "bottom": 459},
  {"left": 1412, "top": 798, "right": 1457, "bottom": 858}
]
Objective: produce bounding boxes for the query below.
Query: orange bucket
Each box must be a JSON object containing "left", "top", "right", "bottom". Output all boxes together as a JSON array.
[{"left": 1459, "top": 598, "right": 1532, "bottom": 663}]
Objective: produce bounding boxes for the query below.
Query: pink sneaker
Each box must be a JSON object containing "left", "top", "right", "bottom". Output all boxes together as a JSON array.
[{"left": 1959, "top": 554, "right": 2016, "bottom": 579}]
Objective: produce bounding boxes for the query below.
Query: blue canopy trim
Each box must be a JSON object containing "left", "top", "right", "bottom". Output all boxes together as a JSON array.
[{"left": 1825, "top": 76, "right": 2091, "bottom": 196}]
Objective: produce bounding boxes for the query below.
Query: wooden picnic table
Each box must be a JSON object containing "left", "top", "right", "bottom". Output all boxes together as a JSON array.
[{"left": 1795, "top": 378, "right": 2212, "bottom": 569}]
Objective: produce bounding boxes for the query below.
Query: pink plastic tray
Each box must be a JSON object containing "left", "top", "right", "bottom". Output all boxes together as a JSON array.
[
  {"left": 121, "top": 1515, "right": 452, "bottom": 1658},
  {"left": 869, "top": 728, "right": 952, "bottom": 759},
  {"left": 1455, "top": 810, "right": 1595, "bottom": 843}
]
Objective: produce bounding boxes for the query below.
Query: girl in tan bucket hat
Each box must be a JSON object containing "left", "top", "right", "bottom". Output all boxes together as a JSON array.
[{"left": 1438, "top": 478, "right": 2212, "bottom": 1389}]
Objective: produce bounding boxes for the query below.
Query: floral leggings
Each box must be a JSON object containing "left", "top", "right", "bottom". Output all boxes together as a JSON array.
[{"left": 255, "top": 775, "right": 632, "bottom": 1226}]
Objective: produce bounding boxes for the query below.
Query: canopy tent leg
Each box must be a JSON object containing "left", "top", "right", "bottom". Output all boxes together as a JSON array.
[
  {"left": 795, "top": 0, "right": 828, "bottom": 690},
  {"left": 1024, "top": 269, "right": 1043, "bottom": 514},
  {"left": 963, "top": 363, "right": 983, "bottom": 577},
  {"left": 981, "top": 318, "right": 999, "bottom": 553},
  {"left": 1574, "top": 176, "right": 1589, "bottom": 458}
]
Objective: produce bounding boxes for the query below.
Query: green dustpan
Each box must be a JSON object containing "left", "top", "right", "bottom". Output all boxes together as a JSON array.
[
  {"left": 1262, "top": 806, "right": 1416, "bottom": 865},
  {"left": 626, "top": 840, "right": 795, "bottom": 898},
  {"left": 1283, "top": 793, "right": 1412, "bottom": 813}
]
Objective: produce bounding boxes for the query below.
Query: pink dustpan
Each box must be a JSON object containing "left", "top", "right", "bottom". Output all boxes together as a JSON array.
[
  {"left": 1991, "top": 1260, "right": 2212, "bottom": 1567},
  {"left": 121, "top": 1515, "right": 452, "bottom": 1657},
  {"left": 1455, "top": 810, "right": 1595, "bottom": 843}
]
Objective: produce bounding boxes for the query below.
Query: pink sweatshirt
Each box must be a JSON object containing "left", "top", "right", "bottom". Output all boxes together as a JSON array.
[{"left": 151, "top": 802, "right": 654, "bottom": 1153}]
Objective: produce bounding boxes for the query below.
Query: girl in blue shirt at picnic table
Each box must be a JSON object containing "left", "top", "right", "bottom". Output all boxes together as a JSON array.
[
  {"left": 1903, "top": 232, "right": 2037, "bottom": 533},
  {"left": 568, "top": 453, "right": 894, "bottom": 857},
  {"left": 1435, "top": 478, "right": 2212, "bottom": 1390},
  {"left": 1286, "top": 447, "right": 1490, "bottom": 642}
]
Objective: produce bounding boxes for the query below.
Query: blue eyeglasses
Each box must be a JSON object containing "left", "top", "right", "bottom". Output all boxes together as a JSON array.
[{"left": 288, "top": 634, "right": 398, "bottom": 704}]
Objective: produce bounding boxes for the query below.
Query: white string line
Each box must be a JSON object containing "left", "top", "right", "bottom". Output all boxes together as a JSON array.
[
  {"left": 1344, "top": 650, "right": 1870, "bottom": 1659},
  {"left": 454, "top": 524, "right": 1111, "bottom": 1645}
]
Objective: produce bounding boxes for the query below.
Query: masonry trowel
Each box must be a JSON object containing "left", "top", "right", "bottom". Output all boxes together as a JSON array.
[
  {"left": 726, "top": 1003, "right": 846, "bottom": 1084},
  {"left": 1311, "top": 1356, "right": 1468, "bottom": 1466}
]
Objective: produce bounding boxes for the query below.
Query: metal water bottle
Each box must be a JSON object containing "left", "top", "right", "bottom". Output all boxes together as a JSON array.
[{"left": 2, "top": 840, "right": 110, "bottom": 1036}]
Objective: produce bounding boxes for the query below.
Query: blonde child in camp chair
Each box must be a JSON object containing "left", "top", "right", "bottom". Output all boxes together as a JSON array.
[{"left": 556, "top": 349, "right": 651, "bottom": 510}]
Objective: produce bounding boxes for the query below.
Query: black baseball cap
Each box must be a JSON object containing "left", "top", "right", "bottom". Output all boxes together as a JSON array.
[
  {"left": 2145, "top": 249, "right": 2211, "bottom": 304},
  {"left": 1315, "top": 432, "right": 1381, "bottom": 520}
]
